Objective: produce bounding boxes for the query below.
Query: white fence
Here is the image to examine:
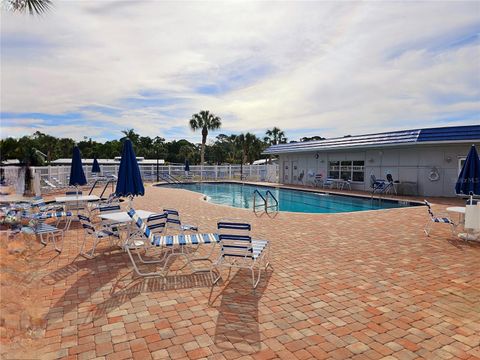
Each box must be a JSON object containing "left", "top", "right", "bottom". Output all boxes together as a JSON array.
[{"left": 28, "top": 164, "right": 279, "bottom": 191}]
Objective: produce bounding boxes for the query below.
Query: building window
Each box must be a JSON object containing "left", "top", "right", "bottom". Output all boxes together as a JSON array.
[
  {"left": 329, "top": 160, "right": 364, "bottom": 182},
  {"left": 352, "top": 161, "right": 365, "bottom": 182},
  {"left": 458, "top": 157, "right": 466, "bottom": 174},
  {"left": 328, "top": 161, "right": 339, "bottom": 179}
]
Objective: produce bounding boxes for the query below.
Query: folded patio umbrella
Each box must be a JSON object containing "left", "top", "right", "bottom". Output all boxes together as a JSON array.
[
  {"left": 455, "top": 144, "right": 480, "bottom": 201},
  {"left": 115, "top": 139, "right": 144, "bottom": 200},
  {"left": 69, "top": 146, "right": 87, "bottom": 188},
  {"left": 91, "top": 157, "right": 101, "bottom": 173},
  {"left": 184, "top": 159, "right": 190, "bottom": 172}
]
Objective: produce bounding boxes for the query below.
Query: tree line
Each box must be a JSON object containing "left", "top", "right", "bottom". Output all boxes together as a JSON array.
[{"left": 0, "top": 126, "right": 288, "bottom": 167}]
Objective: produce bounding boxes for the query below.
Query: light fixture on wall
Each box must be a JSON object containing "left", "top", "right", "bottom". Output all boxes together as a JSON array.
[
  {"left": 315, "top": 153, "right": 319, "bottom": 159},
  {"left": 444, "top": 156, "right": 452, "bottom": 163}
]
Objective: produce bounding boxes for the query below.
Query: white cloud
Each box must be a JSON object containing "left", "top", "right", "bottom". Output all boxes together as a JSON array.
[{"left": 1, "top": 1, "right": 479, "bottom": 141}]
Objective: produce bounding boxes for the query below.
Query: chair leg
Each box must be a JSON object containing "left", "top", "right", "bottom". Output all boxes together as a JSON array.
[
  {"left": 251, "top": 265, "right": 262, "bottom": 289},
  {"left": 424, "top": 221, "right": 432, "bottom": 236},
  {"left": 39, "top": 233, "right": 47, "bottom": 246},
  {"left": 210, "top": 264, "right": 221, "bottom": 285},
  {"left": 52, "top": 231, "right": 63, "bottom": 253},
  {"left": 80, "top": 233, "right": 95, "bottom": 258}
]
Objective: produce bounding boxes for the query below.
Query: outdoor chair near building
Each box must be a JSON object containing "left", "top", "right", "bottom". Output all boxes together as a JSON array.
[
  {"left": 423, "top": 200, "right": 456, "bottom": 236},
  {"left": 211, "top": 220, "right": 270, "bottom": 289},
  {"left": 314, "top": 174, "right": 334, "bottom": 189},
  {"left": 78, "top": 214, "right": 120, "bottom": 258},
  {"left": 370, "top": 174, "right": 393, "bottom": 195}
]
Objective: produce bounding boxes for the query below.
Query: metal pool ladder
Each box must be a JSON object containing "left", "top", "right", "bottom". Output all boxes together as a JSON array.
[
  {"left": 253, "top": 190, "right": 266, "bottom": 214},
  {"left": 253, "top": 189, "right": 279, "bottom": 214},
  {"left": 265, "top": 190, "right": 279, "bottom": 214}
]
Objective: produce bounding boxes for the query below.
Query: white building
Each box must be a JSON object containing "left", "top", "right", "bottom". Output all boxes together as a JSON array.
[{"left": 263, "top": 125, "right": 480, "bottom": 197}]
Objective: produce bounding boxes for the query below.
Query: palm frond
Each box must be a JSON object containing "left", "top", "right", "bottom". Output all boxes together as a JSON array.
[{"left": 9, "top": 0, "right": 52, "bottom": 15}]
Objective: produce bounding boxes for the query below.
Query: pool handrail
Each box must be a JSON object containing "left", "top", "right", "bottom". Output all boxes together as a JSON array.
[
  {"left": 253, "top": 189, "right": 266, "bottom": 214},
  {"left": 265, "top": 190, "right": 279, "bottom": 214}
]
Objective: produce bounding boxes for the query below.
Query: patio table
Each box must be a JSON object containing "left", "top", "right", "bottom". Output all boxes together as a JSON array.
[
  {"left": 55, "top": 195, "right": 100, "bottom": 203},
  {"left": 447, "top": 206, "right": 466, "bottom": 225},
  {"left": 98, "top": 210, "right": 158, "bottom": 246}
]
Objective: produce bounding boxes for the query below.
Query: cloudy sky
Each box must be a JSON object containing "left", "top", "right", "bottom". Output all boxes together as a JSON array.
[{"left": 1, "top": 1, "right": 479, "bottom": 143}]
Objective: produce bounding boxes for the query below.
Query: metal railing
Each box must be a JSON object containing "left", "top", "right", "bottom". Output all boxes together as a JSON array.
[
  {"left": 253, "top": 189, "right": 267, "bottom": 214},
  {"left": 265, "top": 190, "right": 279, "bottom": 213}
]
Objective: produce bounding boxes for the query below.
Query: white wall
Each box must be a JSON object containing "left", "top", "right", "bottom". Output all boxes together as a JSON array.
[{"left": 278, "top": 143, "right": 479, "bottom": 197}]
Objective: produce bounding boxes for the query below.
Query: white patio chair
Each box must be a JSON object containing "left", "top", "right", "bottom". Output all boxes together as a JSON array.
[
  {"left": 211, "top": 220, "right": 270, "bottom": 289},
  {"left": 424, "top": 200, "right": 456, "bottom": 236}
]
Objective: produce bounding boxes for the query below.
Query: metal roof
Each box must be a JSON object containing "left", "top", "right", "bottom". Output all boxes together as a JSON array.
[{"left": 264, "top": 125, "right": 480, "bottom": 154}]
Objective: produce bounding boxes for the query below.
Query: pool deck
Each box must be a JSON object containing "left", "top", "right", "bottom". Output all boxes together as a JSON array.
[{"left": 1, "top": 183, "right": 479, "bottom": 359}]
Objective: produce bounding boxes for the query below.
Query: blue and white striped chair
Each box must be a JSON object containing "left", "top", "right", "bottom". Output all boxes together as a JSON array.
[
  {"left": 163, "top": 208, "right": 198, "bottom": 233},
  {"left": 31, "top": 196, "right": 63, "bottom": 213},
  {"left": 78, "top": 214, "right": 119, "bottom": 258},
  {"left": 126, "top": 208, "right": 219, "bottom": 277},
  {"left": 424, "top": 200, "right": 456, "bottom": 236},
  {"left": 211, "top": 220, "right": 270, "bottom": 289},
  {"left": 34, "top": 210, "right": 74, "bottom": 231},
  {"left": 26, "top": 212, "right": 65, "bottom": 253}
]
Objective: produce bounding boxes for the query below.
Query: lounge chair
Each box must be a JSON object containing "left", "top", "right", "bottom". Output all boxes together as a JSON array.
[
  {"left": 34, "top": 210, "right": 74, "bottom": 231},
  {"left": 31, "top": 196, "right": 63, "bottom": 213},
  {"left": 25, "top": 212, "right": 65, "bottom": 253},
  {"left": 423, "top": 200, "right": 456, "bottom": 236},
  {"left": 78, "top": 214, "right": 120, "bottom": 258},
  {"left": 211, "top": 220, "right": 270, "bottom": 289},
  {"left": 163, "top": 208, "right": 199, "bottom": 232},
  {"left": 126, "top": 208, "right": 219, "bottom": 277}
]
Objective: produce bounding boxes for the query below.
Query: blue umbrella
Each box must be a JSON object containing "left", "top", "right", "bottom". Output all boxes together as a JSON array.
[
  {"left": 455, "top": 144, "right": 480, "bottom": 197},
  {"left": 184, "top": 159, "right": 190, "bottom": 172},
  {"left": 115, "top": 139, "right": 145, "bottom": 198},
  {"left": 91, "top": 157, "right": 101, "bottom": 173},
  {"left": 69, "top": 146, "right": 87, "bottom": 186}
]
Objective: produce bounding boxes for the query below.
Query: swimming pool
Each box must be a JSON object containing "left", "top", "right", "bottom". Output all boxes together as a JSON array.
[{"left": 157, "top": 182, "right": 418, "bottom": 214}]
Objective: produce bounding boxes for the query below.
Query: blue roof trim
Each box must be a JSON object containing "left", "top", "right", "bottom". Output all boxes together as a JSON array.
[{"left": 264, "top": 125, "right": 480, "bottom": 154}]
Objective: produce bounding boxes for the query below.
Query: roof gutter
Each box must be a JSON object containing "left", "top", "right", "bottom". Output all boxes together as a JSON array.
[{"left": 262, "top": 139, "right": 479, "bottom": 155}]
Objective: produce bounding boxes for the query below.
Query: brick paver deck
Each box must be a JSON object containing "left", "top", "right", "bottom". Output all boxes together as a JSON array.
[{"left": 1, "top": 184, "right": 479, "bottom": 359}]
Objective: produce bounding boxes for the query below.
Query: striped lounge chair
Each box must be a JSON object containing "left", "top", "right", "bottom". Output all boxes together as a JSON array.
[
  {"left": 31, "top": 196, "right": 63, "bottom": 213},
  {"left": 424, "top": 200, "right": 456, "bottom": 236},
  {"left": 78, "top": 214, "right": 120, "bottom": 258},
  {"left": 126, "top": 208, "right": 219, "bottom": 277},
  {"left": 211, "top": 220, "right": 270, "bottom": 289},
  {"left": 25, "top": 211, "right": 66, "bottom": 253},
  {"left": 34, "top": 210, "right": 74, "bottom": 231},
  {"left": 163, "top": 208, "right": 198, "bottom": 232}
]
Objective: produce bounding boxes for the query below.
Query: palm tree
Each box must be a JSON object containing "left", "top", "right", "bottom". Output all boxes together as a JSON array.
[
  {"left": 7, "top": 0, "right": 51, "bottom": 14},
  {"left": 235, "top": 133, "right": 255, "bottom": 180},
  {"left": 264, "top": 127, "right": 287, "bottom": 164},
  {"left": 121, "top": 129, "right": 140, "bottom": 145},
  {"left": 188, "top": 110, "right": 222, "bottom": 165},
  {"left": 264, "top": 127, "right": 287, "bottom": 145}
]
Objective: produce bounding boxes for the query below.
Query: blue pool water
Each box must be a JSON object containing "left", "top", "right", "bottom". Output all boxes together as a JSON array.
[{"left": 157, "top": 182, "right": 417, "bottom": 214}]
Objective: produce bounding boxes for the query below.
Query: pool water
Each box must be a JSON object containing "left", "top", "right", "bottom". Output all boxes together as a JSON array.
[{"left": 157, "top": 182, "right": 416, "bottom": 214}]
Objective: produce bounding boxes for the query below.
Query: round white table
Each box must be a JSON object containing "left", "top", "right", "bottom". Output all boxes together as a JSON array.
[{"left": 447, "top": 206, "right": 466, "bottom": 225}]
